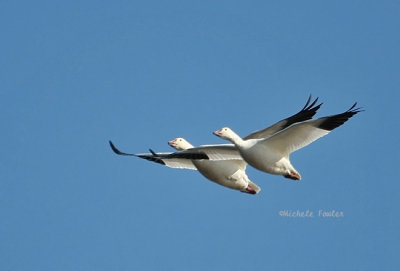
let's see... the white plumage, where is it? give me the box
[109,96,362,194]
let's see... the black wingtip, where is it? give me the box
[109,141,167,166]
[137,154,166,165]
[277,95,322,130]
[109,140,122,155]
[109,140,137,156]
[149,149,158,156]
[301,94,313,110]
[300,95,322,112]
[317,102,363,131]
[347,102,364,113]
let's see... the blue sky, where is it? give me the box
[1,0,399,270]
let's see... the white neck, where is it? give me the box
[184,142,194,149]
[228,131,245,147]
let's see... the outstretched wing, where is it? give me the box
[244,95,322,140]
[262,103,363,155]
[109,141,201,170]
[184,144,243,161]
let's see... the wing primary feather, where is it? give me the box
[304,95,319,110]
[283,96,323,127]
[243,95,323,140]
[316,102,363,131]
[136,154,166,165]
[146,147,209,161]
[293,95,322,121]
[168,152,209,160]
[109,141,166,165]
[146,148,207,161]
[301,94,313,110]
[109,140,136,156]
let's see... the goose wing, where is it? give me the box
[109,141,199,170]
[244,95,322,140]
[184,144,243,161]
[261,103,362,155]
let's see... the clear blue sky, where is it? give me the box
[1,1,399,270]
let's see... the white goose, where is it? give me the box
[213,103,362,180]
[168,137,260,194]
[110,139,259,194]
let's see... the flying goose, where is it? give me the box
[168,137,260,194]
[110,139,258,194]
[213,103,362,180]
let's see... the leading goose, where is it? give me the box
[213,103,362,180]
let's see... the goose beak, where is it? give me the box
[168,139,176,147]
[213,129,222,137]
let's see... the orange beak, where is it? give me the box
[213,129,223,137]
[168,139,177,146]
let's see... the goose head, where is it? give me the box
[168,137,194,150]
[213,127,237,141]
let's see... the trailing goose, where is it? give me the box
[168,137,260,194]
[110,139,259,194]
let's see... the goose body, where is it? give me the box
[213,103,362,180]
[109,140,260,194]
[168,138,260,194]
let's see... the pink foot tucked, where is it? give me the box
[284,171,301,180]
[245,186,257,194]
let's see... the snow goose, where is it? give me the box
[168,137,260,194]
[109,140,259,194]
[213,103,362,180]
